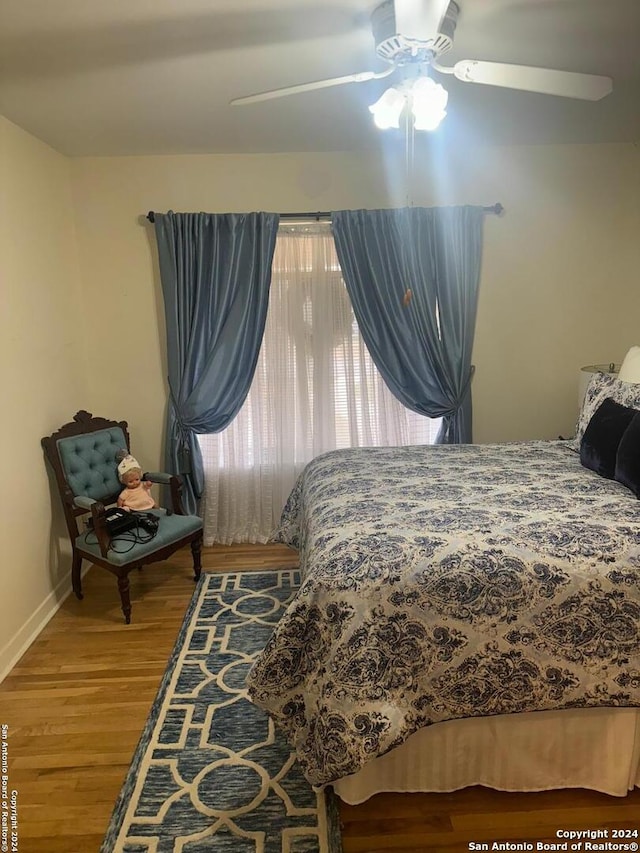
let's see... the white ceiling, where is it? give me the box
[0,0,638,157]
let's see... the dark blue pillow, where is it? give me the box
[615,411,640,497]
[580,398,637,479]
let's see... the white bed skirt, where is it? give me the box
[333,708,640,804]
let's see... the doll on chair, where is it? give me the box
[116,452,158,512]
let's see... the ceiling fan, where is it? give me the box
[229,0,613,118]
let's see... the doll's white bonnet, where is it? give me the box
[117,454,142,482]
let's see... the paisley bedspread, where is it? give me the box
[246,441,640,787]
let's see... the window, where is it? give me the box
[198,224,440,544]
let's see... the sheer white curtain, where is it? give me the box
[198,224,441,545]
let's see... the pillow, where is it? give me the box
[569,371,640,451]
[618,346,640,383]
[615,411,640,497]
[579,398,637,478]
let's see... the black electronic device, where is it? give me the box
[86,508,160,541]
[131,511,160,534]
[86,507,139,534]
[105,508,140,534]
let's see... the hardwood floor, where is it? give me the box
[2,544,639,852]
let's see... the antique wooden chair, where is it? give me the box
[42,410,203,624]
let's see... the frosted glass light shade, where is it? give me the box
[368,87,406,129]
[411,77,448,131]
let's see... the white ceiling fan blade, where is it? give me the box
[230,69,393,105]
[394,0,451,42]
[449,60,613,101]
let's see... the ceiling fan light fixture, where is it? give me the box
[232,0,614,130]
[368,85,406,129]
[369,77,448,133]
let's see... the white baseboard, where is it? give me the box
[0,564,91,684]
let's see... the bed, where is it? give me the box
[246,374,640,802]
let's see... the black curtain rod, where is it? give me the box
[146,203,503,224]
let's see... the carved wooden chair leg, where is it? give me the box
[191,536,203,582]
[117,573,132,624]
[71,552,84,600]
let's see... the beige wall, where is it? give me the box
[2,130,638,678]
[0,116,88,678]
[70,142,640,460]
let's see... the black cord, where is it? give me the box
[84,519,159,554]
[108,525,158,553]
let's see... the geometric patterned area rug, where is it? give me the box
[100,570,343,853]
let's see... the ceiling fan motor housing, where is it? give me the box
[372,0,459,64]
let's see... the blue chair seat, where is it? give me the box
[77,510,203,567]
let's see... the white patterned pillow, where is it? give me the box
[568,372,640,451]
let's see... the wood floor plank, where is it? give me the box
[2,543,639,853]
[452,804,640,831]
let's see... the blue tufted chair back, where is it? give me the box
[57,427,128,501]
